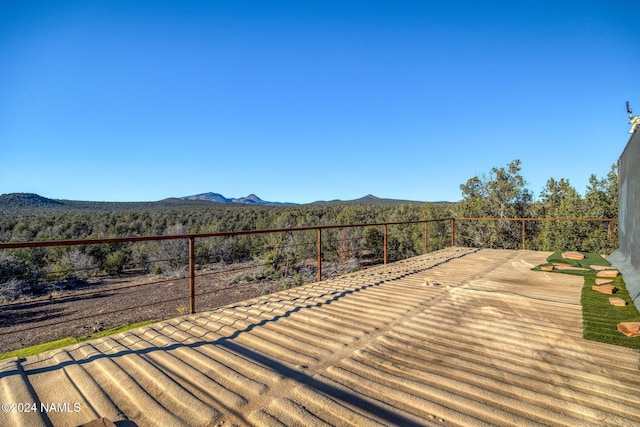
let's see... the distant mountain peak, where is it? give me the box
[234,194,263,204]
[182,192,231,203]
[180,192,295,206]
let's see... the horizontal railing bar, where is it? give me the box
[456,217,615,222]
[0,217,615,250]
[0,218,455,249]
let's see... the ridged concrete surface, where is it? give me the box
[1,248,639,426]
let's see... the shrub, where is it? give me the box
[0,278,24,304]
[105,250,130,275]
[262,249,283,279]
[0,252,24,283]
[48,249,98,280]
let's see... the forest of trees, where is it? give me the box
[0,160,619,297]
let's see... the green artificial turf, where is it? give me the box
[581,275,640,349]
[546,251,611,269]
[532,251,640,349]
[0,320,157,361]
[531,251,611,276]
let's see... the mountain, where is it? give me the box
[0,193,216,214]
[232,194,268,204]
[181,192,431,206]
[182,192,232,203]
[311,194,428,205]
[0,192,448,215]
[0,193,63,208]
[181,192,297,206]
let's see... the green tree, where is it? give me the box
[456,159,532,248]
[362,227,384,260]
[582,164,618,252]
[535,164,617,253]
[421,203,455,251]
[387,204,423,260]
[584,164,618,219]
[536,177,586,251]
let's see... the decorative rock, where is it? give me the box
[555,265,588,271]
[596,270,619,278]
[592,284,617,294]
[562,251,585,260]
[617,322,640,337]
[590,264,615,271]
[595,278,614,285]
[609,297,627,307]
[423,278,441,287]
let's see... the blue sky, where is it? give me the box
[1,1,638,203]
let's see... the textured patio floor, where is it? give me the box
[1,247,640,426]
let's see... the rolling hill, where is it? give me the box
[0,192,446,214]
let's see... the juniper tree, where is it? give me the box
[456,159,533,248]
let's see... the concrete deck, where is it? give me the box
[1,248,639,426]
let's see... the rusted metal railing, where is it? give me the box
[0,218,453,314]
[0,217,616,315]
[452,217,617,252]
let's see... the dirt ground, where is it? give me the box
[0,261,293,354]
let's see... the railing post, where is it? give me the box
[609,219,616,253]
[383,224,388,264]
[189,236,196,314]
[317,228,322,282]
[424,222,428,253]
[521,219,526,250]
[451,218,456,247]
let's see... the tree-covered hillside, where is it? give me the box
[0,160,618,293]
